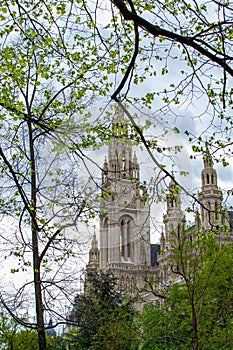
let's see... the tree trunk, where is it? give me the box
[28,119,46,350]
[33,243,46,350]
[191,301,199,350]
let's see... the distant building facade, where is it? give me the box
[87,112,232,296]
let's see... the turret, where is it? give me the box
[163,177,185,240]
[157,176,185,284]
[87,232,99,269]
[106,112,135,181]
[198,151,223,230]
[102,157,108,185]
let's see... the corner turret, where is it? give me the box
[198,151,224,230]
[87,232,99,269]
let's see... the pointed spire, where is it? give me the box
[103,156,108,175]
[106,108,134,180]
[160,228,165,251]
[169,177,176,192]
[88,232,100,268]
[201,149,217,188]
[133,151,137,163]
[199,149,223,230]
[203,148,213,168]
[171,164,175,177]
[103,156,108,168]
[91,231,98,249]
[165,172,183,216]
[102,157,108,185]
[112,109,124,126]
[167,174,180,208]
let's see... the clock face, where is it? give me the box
[120,185,131,197]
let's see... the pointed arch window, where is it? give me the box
[120,216,132,261]
[171,197,174,208]
[120,220,125,258]
[103,218,108,262]
[127,219,131,258]
[207,201,211,224]
[211,173,214,184]
[215,202,219,220]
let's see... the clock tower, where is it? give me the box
[85,110,159,297]
[99,111,151,271]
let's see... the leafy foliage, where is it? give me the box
[139,238,233,350]
[1,0,233,349]
[0,311,38,350]
[67,270,139,349]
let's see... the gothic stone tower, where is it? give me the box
[198,152,228,232]
[88,111,158,295]
[157,177,185,284]
[157,153,231,286]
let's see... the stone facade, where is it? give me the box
[87,112,232,295]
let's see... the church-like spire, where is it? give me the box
[102,111,140,181]
[133,151,137,163]
[132,151,139,181]
[112,108,124,126]
[163,175,185,249]
[166,177,182,212]
[198,151,223,229]
[160,228,165,251]
[91,231,98,249]
[203,148,213,168]
[201,150,217,189]
[102,156,108,186]
[88,232,99,269]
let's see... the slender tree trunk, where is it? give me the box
[28,120,46,350]
[32,228,46,350]
[191,301,199,350]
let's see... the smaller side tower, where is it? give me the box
[87,232,100,270]
[198,152,225,231]
[158,177,185,284]
[163,178,185,243]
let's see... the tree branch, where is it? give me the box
[111,0,233,77]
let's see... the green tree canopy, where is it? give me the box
[139,235,233,350]
[67,270,139,350]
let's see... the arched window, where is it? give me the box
[207,202,211,224]
[215,202,219,220]
[120,220,125,258]
[211,173,214,184]
[170,198,174,208]
[120,216,132,261]
[103,218,108,262]
[127,220,131,258]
